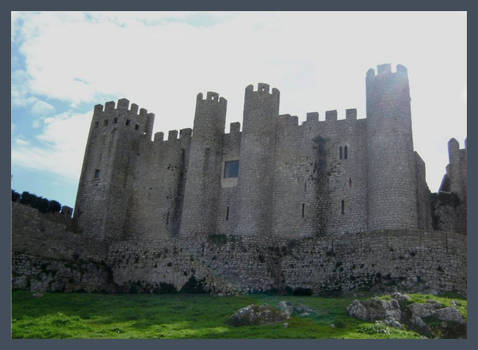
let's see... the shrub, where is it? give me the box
[48,200,61,213]
[12,190,20,202]
[18,191,63,214]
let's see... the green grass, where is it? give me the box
[11,291,466,339]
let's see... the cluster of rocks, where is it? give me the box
[226,300,317,327]
[226,304,290,327]
[347,292,466,338]
[277,300,316,317]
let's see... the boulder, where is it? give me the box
[226,304,290,327]
[408,315,432,337]
[278,301,315,316]
[434,306,466,325]
[278,301,294,317]
[294,303,315,316]
[406,304,466,338]
[408,301,443,319]
[347,297,401,323]
[424,306,467,339]
[347,299,369,320]
[384,318,403,329]
[391,292,411,305]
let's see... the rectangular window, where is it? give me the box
[126,119,130,126]
[94,169,100,179]
[135,124,139,130]
[114,117,118,124]
[341,200,345,215]
[104,120,108,126]
[344,146,348,159]
[224,160,239,178]
[95,121,99,128]
[226,206,230,221]
[302,203,305,218]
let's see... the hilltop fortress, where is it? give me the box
[12,64,467,295]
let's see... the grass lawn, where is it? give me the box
[11,290,466,339]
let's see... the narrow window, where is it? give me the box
[95,121,99,128]
[125,119,130,126]
[104,119,108,126]
[344,146,348,159]
[349,177,352,188]
[94,169,100,179]
[135,124,139,130]
[114,117,118,124]
[341,200,345,215]
[302,203,305,218]
[226,206,230,221]
[224,160,240,178]
[339,146,343,159]
[166,211,170,225]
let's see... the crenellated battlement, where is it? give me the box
[180,128,192,140]
[366,63,408,80]
[229,122,241,134]
[168,130,178,141]
[93,99,152,118]
[104,101,116,112]
[346,108,357,120]
[154,132,164,143]
[196,91,227,105]
[130,103,139,115]
[245,83,280,97]
[448,137,467,166]
[91,99,155,139]
[306,112,319,123]
[325,110,338,121]
[448,137,467,152]
[278,114,299,126]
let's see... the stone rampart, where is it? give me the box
[12,203,466,296]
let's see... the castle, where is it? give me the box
[12,64,467,295]
[73,63,465,240]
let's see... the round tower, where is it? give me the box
[179,92,227,236]
[366,64,418,231]
[73,98,154,241]
[236,83,280,236]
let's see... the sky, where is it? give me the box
[11,11,467,209]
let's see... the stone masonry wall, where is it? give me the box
[12,203,466,296]
[12,202,114,293]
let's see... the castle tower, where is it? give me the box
[446,138,467,233]
[366,64,418,231]
[447,138,467,200]
[179,92,227,236]
[73,99,154,241]
[236,83,280,235]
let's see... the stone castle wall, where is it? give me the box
[74,64,438,242]
[14,64,465,296]
[12,202,114,293]
[12,202,466,296]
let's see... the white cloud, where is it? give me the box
[12,111,92,180]
[32,119,41,128]
[11,11,466,192]
[30,99,55,116]
[15,137,29,146]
